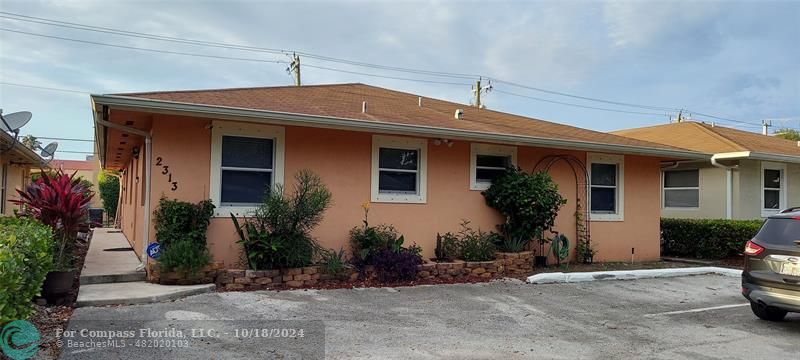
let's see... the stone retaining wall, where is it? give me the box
[146,261,223,285]
[215,251,535,290]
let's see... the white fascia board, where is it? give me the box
[91,94,710,160]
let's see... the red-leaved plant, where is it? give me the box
[13,168,95,270]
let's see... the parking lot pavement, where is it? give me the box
[65,274,799,359]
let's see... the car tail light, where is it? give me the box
[744,241,764,256]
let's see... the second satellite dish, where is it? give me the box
[41,142,58,158]
[0,111,33,132]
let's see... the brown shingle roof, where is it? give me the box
[110,83,692,154]
[612,122,800,157]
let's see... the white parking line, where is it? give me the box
[643,303,749,317]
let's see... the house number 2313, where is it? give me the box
[155,157,178,191]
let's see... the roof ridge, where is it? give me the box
[691,122,749,152]
[111,82,365,96]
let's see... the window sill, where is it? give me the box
[469,182,492,191]
[372,194,426,204]
[589,213,624,222]
[663,207,701,211]
[214,205,259,218]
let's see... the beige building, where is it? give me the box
[0,131,42,216]
[614,122,800,220]
[44,158,104,209]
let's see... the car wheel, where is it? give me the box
[750,301,788,321]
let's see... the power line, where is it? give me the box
[1,81,90,94]
[303,64,472,86]
[0,13,767,127]
[0,28,288,64]
[36,136,94,142]
[493,89,670,117]
[56,150,95,154]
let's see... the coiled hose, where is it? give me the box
[551,234,570,262]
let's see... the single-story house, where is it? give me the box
[613,121,800,220]
[90,83,706,268]
[0,130,42,216]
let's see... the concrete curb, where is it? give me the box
[76,283,216,307]
[527,266,742,284]
[80,272,146,285]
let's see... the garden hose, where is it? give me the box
[551,234,570,261]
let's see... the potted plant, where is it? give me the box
[13,169,94,300]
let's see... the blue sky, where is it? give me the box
[1,0,798,160]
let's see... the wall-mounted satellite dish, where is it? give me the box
[0,111,32,132]
[41,142,58,158]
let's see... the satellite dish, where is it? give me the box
[0,111,32,132]
[41,142,58,158]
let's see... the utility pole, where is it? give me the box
[474,78,482,108]
[762,120,772,135]
[289,53,301,86]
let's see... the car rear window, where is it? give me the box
[755,218,800,246]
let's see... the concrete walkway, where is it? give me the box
[80,228,144,284]
[76,228,215,307]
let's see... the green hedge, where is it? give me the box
[661,218,763,259]
[0,217,53,324]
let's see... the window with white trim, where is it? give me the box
[210,121,284,216]
[663,169,700,208]
[588,153,624,221]
[470,143,517,190]
[372,135,427,203]
[762,163,785,215]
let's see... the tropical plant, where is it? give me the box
[434,232,459,262]
[774,128,800,141]
[97,171,120,221]
[349,203,406,264]
[232,170,332,270]
[0,217,53,324]
[370,244,423,282]
[20,135,40,151]
[457,220,497,262]
[152,198,215,273]
[13,168,94,270]
[482,167,566,252]
[318,248,350,277]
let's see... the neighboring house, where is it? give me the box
[613,121,800,220]
[0,130,42,216]
[43,158,104,210]
[90,83,705,268]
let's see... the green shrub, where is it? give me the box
[456,220,497,262]
[661,218,763,259]
[319,248,350,277]
[482,168,566,252]
[434,232,460,262]
[153,198,215,273]
[97,171,120,222]
[349,203,406,264]
[0,217,53,324]
[232,170,332,270]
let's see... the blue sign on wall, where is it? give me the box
[146,243,161,260]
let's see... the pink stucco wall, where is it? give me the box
[117,114,663,267]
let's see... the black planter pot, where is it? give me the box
[42,270,75,300]
[534,256,548,268]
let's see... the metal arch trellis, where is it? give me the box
[532,155,592,262]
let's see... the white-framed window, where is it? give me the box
[761,162,786,217]
[662,169,700,209]
[588,153,624,221]
[210,120,285,217]
[371,135,427,203]
[470,143,517,190]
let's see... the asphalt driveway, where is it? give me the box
[63,274,799,359]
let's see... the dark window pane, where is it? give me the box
[591,187,616,212]
[764,169,781,189]
[222,136,273,169]
[476,155,510,168]
[764,190,780,209]
[755,219,800,246]
[664,189,699,208]
[664,170,699,188]
[591,163,617,186]
[476,168,506,183]
[378,171,417,193]
[221,170,271,204]
[379,148,418,170]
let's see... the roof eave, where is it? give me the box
[90,94,709,161]
[0,131,44,165]
[714,151,800,164]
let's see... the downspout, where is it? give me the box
[94,107,152,270]
[711,155,735,220]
